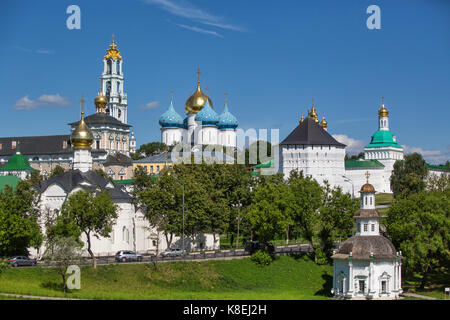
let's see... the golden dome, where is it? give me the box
[320,113,327,128]
[360,171,376,193]
[94,92,108,109]
[299,112,304,124]
[184,69,213,114]
[71,112,94,150]
[104,34,122,60]
[378,97,389,117]
[309,106,319,122]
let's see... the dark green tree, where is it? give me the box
[386,190,450,289]
[49,165,65,178]
[390,152,429,198]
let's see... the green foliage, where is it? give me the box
[250,250,273,266]
[0,181,42,256]
[426,173,450,193]
[28,170,43,186]
[42,236,83,293]
[49,165,65,178]
[386,190,450,289]
[391,153,429,198]
[345,152,365,161]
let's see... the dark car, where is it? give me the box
[8,256,37,267]
[244,241,275,255]
[115,250,143,262]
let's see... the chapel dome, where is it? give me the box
[218,104,238,129]
[159,102,184,128]
[195,99,219,126]
[71,113,94,150]
[336,235,397,260]
[185,84,213,114]
[378,104,389,117]
[94,92,108,108]
[360,183,376,193]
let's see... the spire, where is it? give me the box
[196,67,201,86]
[170,89,174,105]
[299,112,304,124]
[224,92,228,107]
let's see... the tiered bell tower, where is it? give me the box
[101,34,128,124]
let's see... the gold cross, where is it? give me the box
[365,171,370,183]
[112,33,115,42]
[170,89,174,104]
[382,96,384,105]
[224,92,228,106]
[196,68,201,84]
[312,98,314,107]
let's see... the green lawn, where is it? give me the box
[375,193,394,206]
[0,255,333,300]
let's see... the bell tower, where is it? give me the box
[101,34,128,123]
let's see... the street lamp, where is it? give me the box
[169,170,185,257]
[232,203,243,249]
[343,175,354,200]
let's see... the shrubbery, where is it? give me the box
[250,250,273,266]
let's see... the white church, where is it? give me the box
[30,107,219,259]
[331,174,402,299]
[279,98,445,194]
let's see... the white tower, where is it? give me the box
[129,130,137,154]
[101,35,128,124]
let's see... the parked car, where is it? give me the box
[8,256,37,267]
[114,250,143,262]
[160,248,186,257]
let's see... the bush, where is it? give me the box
[250,250,273,266]
[314,247,329,265]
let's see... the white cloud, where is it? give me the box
[402,145,450,165]
[176,23,223,37]
[332,134,366,155]
[13,94,70,110]
[15,46,55,55]
[142,0,245,32]
[139,101,161,110]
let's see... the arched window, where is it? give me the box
[107,60,112,74]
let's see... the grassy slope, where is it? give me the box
[0,255,333,300]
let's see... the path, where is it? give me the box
[401,292,437,300]
[0,292,84,300]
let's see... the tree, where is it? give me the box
[345,152,364,161]
[318,183,359,261]
[247,178,293,244]
[390,153,428,198]
[134,142,169,159]
[58,190,118,268]
[386,190,450,289]
[246,140,272,165]
[43,236,83,293]
[49,165,65,178]
[426,172,450,193]
[0,181,42,256]
[28,170,43,185]
[286,171,323,261]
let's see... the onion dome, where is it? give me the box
[360,171,376,193]
[71,110,94,150]
[378,96,389,117]
[94,92,108,112]
[104,34,121,60]
[184,69,213,114]
[218,96,238,129]
[320,113,327,128]
[299,112,304,124]
[195,99,219,126]
[159,100,184,128]
[308,99,319,122]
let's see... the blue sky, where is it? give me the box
[0,0,449,163]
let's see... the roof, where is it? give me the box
[252,160,274,168]
[427,164,450,172]
[159,103,184,128]
[345,159,385,168]
[0,152,36,172]
[68,113,132,128]
[365,130,403,149]
[134,152,172,164]
[103,153,132,166]
[0,176,21,191]
[113,179,134,185]
[332,235,397,260]
[0,135,72,156]
[280,117,346,147]
[353,209,381,219]
[39,170,131,200]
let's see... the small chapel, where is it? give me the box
[331,172,403,299]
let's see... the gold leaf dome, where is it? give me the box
[309,106,319,122]
[320,114,327,128]
[378,97,389,117]
[94,92,108,109]
[184,84,213,114]
[104,35,122,60]
[71,112,94,150]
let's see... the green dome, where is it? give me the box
[365,130,402,149]
[0,152,35,172]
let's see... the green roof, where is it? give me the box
[345,159,385,168]
[365,130,403,149]
[0,152,35,172]
[427,164,450,172]
[113,179,134,185]
[251,160,274,169]
[0,176,21,191]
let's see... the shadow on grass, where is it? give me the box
[314,273,333,298]
[40,281,64,292]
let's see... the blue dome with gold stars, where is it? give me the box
[218,104,238,129]
[159,103,183,128]
[194,99,219,126]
